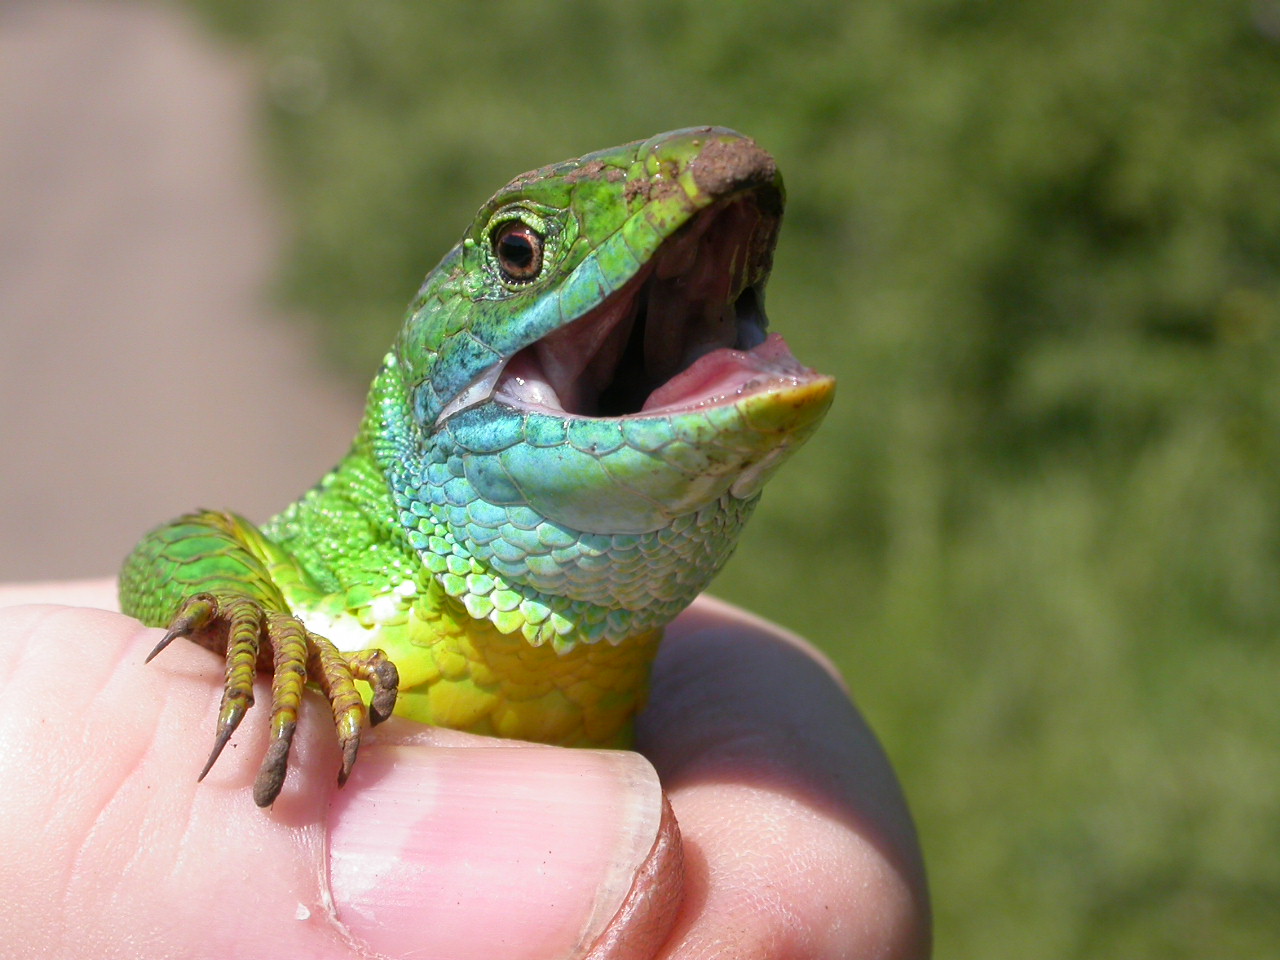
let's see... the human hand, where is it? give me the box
[0,581,928,959]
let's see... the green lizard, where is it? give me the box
[120,127,834,807]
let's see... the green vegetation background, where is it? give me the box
[188,1,1279,955]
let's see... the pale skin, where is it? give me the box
[0,581,930,959]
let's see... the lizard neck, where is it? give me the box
[364,352,755,654]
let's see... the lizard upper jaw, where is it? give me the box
[486,190,814,420]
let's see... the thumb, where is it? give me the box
[0,588,682,960]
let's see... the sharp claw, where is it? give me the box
[198,723,237,781]
[148,594,217,663]
[338,736,360,787]
[197,693,251,781]
[253,738,292,807]
[145,627,185,663]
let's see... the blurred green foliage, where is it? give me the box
[189,1,1280,955]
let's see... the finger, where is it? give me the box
[0,598,680,960]
[0,578,120,610]
[329,728,682,960]
[637,595,932,960]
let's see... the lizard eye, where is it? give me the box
[493,221,544,283]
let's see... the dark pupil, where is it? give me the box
[495,222,542,281]
[499,233,534,270]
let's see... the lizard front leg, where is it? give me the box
[120,510,398,806]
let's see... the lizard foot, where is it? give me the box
[147,592,399,806]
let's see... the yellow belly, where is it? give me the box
[301,582,664,747]
[394,614,663,747]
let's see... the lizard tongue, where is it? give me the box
[640,333,812,414]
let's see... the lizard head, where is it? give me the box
[373,128,834,650]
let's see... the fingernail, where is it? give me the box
[327,745,665,960]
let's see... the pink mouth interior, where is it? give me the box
[495,332,815,419]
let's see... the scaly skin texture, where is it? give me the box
[120,128,834,806]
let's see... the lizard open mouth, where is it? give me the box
[447,189,819,422]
